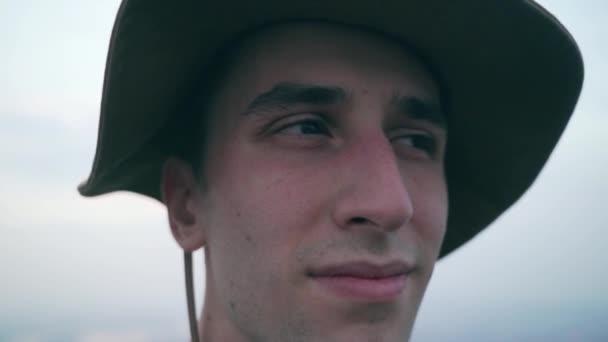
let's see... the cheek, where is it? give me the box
[407,168,448,257]
[202,146,332,329]
[204,142,328,270]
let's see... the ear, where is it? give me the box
[161,158,207,252]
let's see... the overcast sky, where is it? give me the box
[1,0,607,341]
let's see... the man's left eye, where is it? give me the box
[392,132,438,158]
[276,118,331,136]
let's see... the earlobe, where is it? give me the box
[161,158,207,252]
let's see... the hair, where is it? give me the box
[161,37,246,181]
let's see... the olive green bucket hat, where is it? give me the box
[78,1,583,338]
[79,0,583,257]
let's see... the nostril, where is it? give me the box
[350,216,369,224]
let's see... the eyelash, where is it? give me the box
[274,116,332,137]
[391,133,438,157]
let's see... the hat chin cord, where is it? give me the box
[184,251,201,342]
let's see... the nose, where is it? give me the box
[332,133,414,232]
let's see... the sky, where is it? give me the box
[1,0,607,341]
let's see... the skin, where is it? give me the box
[162,23,448,342]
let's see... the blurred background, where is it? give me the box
[1,0,606,341]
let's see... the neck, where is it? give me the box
[197,251,248,342]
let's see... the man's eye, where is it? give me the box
[392,133,438,157]
[276,118,331,136]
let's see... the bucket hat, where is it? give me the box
[79,0,583,257]
[78,1,583,338]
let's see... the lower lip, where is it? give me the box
[312,274,407,302]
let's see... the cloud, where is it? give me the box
[0,111,164,229]
[6,333,44,342]
[8,331,152,342]
[77,330,150,342]
[0,0,120,128]
[1,181,165,229]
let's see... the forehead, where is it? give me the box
[214,22,440,102]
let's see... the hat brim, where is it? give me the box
[78,0,584,258]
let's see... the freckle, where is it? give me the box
[245,233,253,242]
[230,301,236,312]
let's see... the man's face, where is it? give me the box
[171,23,448,341]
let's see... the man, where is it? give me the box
[78,1,583,341]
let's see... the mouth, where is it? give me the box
[307,261,412,302]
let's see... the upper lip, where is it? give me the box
[308,261,413,279]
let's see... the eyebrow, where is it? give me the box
[242,81,446,128]
[242,82,347,116]
[390,94,446,128]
